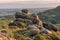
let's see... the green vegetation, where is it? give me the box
[37,6,60,24]
[0,20,60,40]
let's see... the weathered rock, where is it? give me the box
[27,25,40,37]
[14,20,27,28]
[15,12,23,18]
[15,9,29,19]
[27,25,40,30]
[43,23,59,32]
[14,9,32,27]
[32,15,43,27]
[28,30,40,37]
[13,18,32,28]
[39,27,52,34]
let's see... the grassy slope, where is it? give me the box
[0,20,60,40]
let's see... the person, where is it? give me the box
[32,15,43,27]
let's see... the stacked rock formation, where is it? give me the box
[13,9,59,37]
[14,9,32,28]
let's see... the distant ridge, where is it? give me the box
[0,8,52,16]
[44,6,60,13]
[38,6,60,24]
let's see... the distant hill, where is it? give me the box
[0,8,52,16]
[38,6,60,24]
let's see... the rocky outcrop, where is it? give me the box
[39,27,52,34]
[13,9,59,37]
[27,25,52,37]
[27,25,40,37]
[43,23,59,32]
[14,9,32,28]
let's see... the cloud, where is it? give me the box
[0,0,60,3]
[0,0,15,3]
[0,0,60,8]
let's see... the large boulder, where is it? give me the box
[15,12,23,18]
[27,25,52,37]
[14,20,27,28]
[27,25,40,30]
[28,30,40,37]
[39,27,52,34]
[27,25,40,37]
[43,23,59,32]
[15,11,29,19]
[13,18,32,28]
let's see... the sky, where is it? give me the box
[0,0,60,3]
[0,0,60,8]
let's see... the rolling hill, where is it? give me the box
[38,6,60,24]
